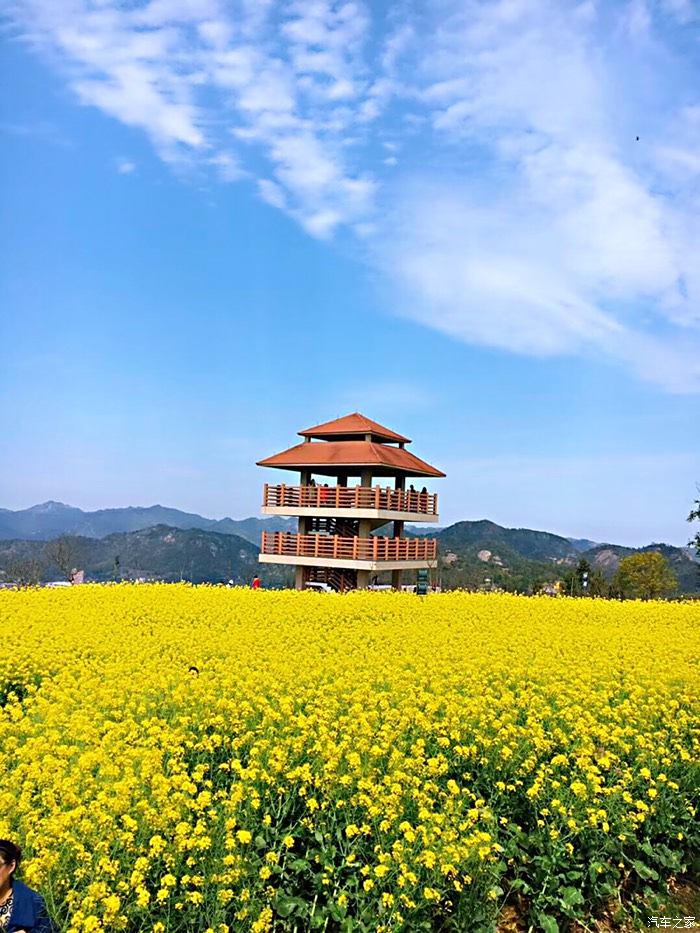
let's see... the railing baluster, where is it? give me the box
[265,483,439,516]
[263,519,438,567]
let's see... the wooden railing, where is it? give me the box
[263,483,438,515]
[261,532,437,562]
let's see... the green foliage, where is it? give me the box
[688,494,700,556]
[561,559,610,597]
[613,551,678,599]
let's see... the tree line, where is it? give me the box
[562,552,678,600]
[2,494,699,595]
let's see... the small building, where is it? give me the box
[256,413,445,592]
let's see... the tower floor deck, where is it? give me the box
[259,553,434,572]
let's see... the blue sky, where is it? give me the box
[1,0,698,547]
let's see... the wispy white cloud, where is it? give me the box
[371,0,700,392]
[115,156,136,174]
[7,0,700,390]
[206,151,245,182]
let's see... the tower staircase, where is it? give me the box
[307,566,357,593]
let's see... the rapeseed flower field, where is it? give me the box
[1,585,698,932]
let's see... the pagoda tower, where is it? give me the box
[257,413,445,592]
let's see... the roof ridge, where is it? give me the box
[298,412,411,443]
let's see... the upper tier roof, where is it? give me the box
[257,441,445,478]
[298,412,411,443]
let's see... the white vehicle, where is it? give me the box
[304,581,334,593]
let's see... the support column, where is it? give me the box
[295,513,309,590]
[299,469,311,518]
[392,518,404,590]
[357,468,373,590]
[392,475,406,590]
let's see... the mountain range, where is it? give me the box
[0,524,292,587]
[0,501,292,545]
[0,502,696,593]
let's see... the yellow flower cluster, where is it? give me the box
[1,585,698,931]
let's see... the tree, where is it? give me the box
[613,552,678,600]
[562,558,609,597]
[1,556,44,587]
[688,494,700,557]
[43,536,78,581]
[570,558,591,596]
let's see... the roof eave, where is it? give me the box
[256,460,444,478]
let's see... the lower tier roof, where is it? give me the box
[257,440,445,478]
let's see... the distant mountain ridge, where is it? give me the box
[436,524,698,594]
[0,501,293,545]
[439,519,580,562]
[0,502,696,593]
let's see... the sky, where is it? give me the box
[1,0,699,548]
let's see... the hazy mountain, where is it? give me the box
[0,501,87,539]
[0,502,293,545]
[209,516,295,544]
[567,537,600,552]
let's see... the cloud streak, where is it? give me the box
[6,0,700,390]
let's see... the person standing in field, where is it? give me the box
[252,575,261,590]
[0,840,57,933]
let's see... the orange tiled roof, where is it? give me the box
[257,441,444,477]
[298,412,411,443]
